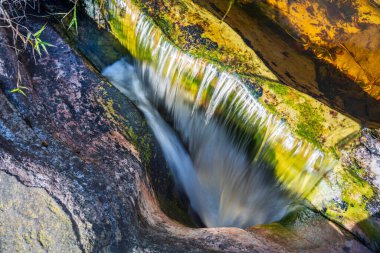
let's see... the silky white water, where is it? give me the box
[99,0,337,228]
[103,59,290,228]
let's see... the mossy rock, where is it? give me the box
[81,0,380,249]
[0,171,81,253]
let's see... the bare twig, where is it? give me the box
[1,0,77,93]
[0,0,39,91]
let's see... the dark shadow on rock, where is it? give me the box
[197,0,380,128]
[316,63,380,128]
[352,213,380,252]
[42,0,202,228]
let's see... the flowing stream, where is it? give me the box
[103,59,290,227]
[100,0,337,228]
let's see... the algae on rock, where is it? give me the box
[0,170,81,253]
[82,0,380,249]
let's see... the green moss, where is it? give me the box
[134,132,152,167]
[296,123,321,148]
[106,99,116,116]
[154,17,174,37]
[23,231,35,245]
[37,230,52,249]
[320,163,375,226]
[340,171,374,220]
[357,219,380,249]
[48,201,60,215]
[334,130,361,151]
[91,0,371,234]
[259,77,360,151]
[131,0,274,80]
[265,80,289,96]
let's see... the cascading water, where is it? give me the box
[99,0,338,228]
[103,59,290,227]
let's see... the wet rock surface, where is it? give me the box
[0,14,260,252]
[249,207,372,253]
[346,129,380,190]
[0,3,375,253]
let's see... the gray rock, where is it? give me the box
[362,129,380,156]
[0,171,81,253]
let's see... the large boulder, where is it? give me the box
[79,0,380,250]
[237,0,380,101]
[194,0,380,128]
[0,1,376,252]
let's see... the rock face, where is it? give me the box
[193,0,380,128]
[237,0,380,101]
[0,171,81,252]
[351,129,380,190]
[0,2,376,253]
[0,19,147,252]
[81,0,380,250]
[93,0,374,153]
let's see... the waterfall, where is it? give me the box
[99,0,337,228]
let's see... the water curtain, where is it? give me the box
[99,0,337,227]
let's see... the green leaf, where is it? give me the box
[32,26,54,56]
[41,43,48,54]
[26,32,32,42]
[11,88,27,96]
[41,41,55,47]
[18,89,27,96]
[33,24,47,37]
[34,42,41,56]
[68,5,78,34]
